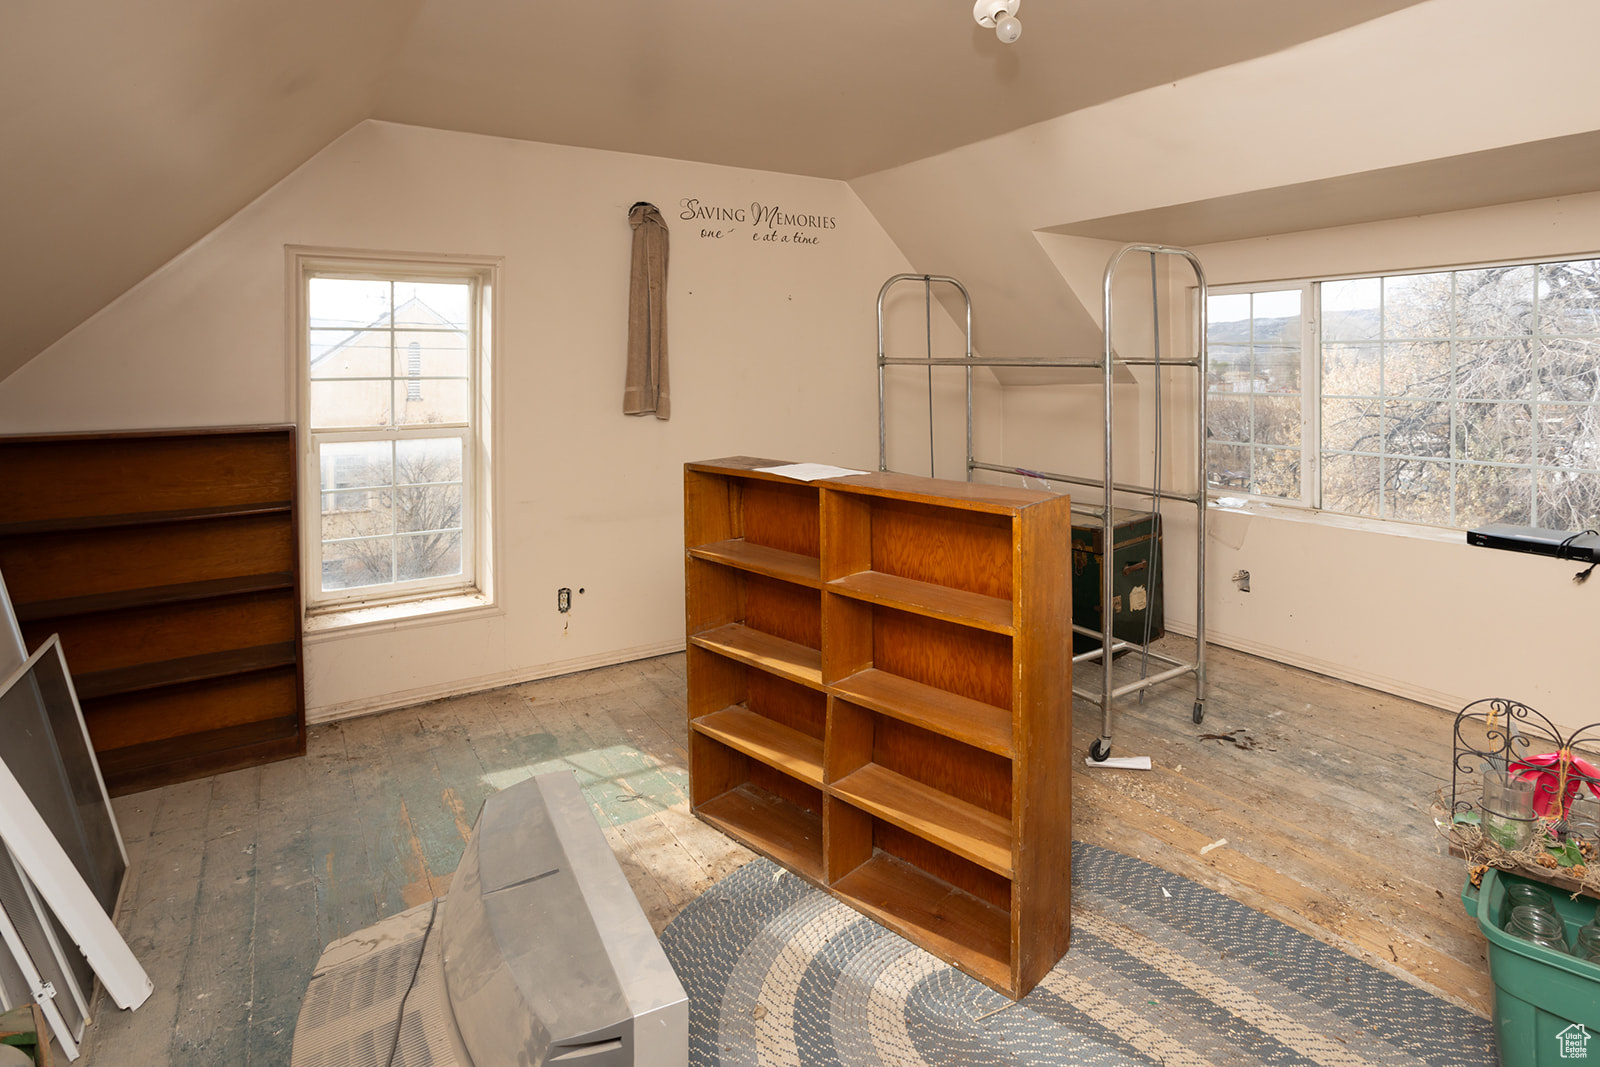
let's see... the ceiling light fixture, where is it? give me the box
[973,0,1022,44]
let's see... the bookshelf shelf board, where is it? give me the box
[692,706,824,787]
[830,669,1013,757]
[12,573,295,623]
[832,852,1011,991]
[72,642,298,701]
[827,572,1013,634]
[688,539,821,588]
[689,623,823,690]
[830,763,1013,878]
[696,784,823,881]
[0,501,292,538]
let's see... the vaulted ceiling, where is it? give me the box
[0,0,1432,383]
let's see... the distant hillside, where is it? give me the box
[1208,309,1380,346]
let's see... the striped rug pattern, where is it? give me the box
[659,844,1497,1067]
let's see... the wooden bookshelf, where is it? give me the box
[684,457,1072,998]
[0,427,306,793]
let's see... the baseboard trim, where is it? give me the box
[306,639,687,724]
[306,626,1469,727]
[1163,621,1464,714]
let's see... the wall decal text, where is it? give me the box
[679,198,838,246]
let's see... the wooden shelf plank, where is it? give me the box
[831,669,1013,757]
[73,642,298,701]
[828,571,1014,634]
[693,706,824,786]
[688,539,821,588]
[831,850,1011,991]
[94,716,303,796]
[830,763,1013,877]
[689,623,823,690]
[0,500,293,537]
[11,572,296,622]
[696,783,823,881]
[821,471,1047,515]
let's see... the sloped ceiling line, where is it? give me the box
[0,0,1442,383]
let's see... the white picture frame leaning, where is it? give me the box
[0,635,128,913]
[0,638,150,1012]
[0,850,85,1060]
[0,570,24,680]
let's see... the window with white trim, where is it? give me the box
[1207,256,1600,530]
[1204,287,1314,501]
[300,256,493,608]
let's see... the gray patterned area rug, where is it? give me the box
[659,844,1497,1066]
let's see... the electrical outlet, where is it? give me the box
[557,587,571,613]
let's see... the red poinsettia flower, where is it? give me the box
[1509,750,1600,818]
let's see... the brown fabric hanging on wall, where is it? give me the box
[624,202,670,419]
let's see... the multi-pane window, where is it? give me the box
[302,263,490,606]
[1205,289,1311,500]
[1207,256,1600,530]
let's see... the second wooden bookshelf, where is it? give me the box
[684,457,1072,999]
[0,426,306,793]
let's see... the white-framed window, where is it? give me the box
[1204,285,1315,502]
[296,252,496,610]
[1206,256,1600,531]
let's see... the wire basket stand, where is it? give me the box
[1449,698,1600,896]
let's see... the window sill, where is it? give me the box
[304,591,498,640]
[1207,496,1464,545]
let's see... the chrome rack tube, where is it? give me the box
[1087,243,1209,763]
[878,357,1200,368]
[969,461,1205,506]
[876,274,972,476]
[876,257,1209,766]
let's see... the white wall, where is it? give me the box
[0,120,936,719]
[1005,195,1600,731]
[9,0,1599,730]
[1002,235,1192,502]
[878,280,1005,482]
[852,0,1600,379]
[1172,193,1600,730]
[851,0,1600,731]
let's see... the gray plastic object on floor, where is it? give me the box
[291,771,688,1067]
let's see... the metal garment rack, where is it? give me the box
[875,246,1209,762]
[876,273,974,477]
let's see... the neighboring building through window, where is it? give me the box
[406,340,423,402]
[300,256,493,608]
[1207,256,1600,531]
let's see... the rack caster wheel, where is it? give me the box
[1089,739,1112,762]
[1192,701,1205,725]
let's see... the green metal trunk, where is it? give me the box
[1070,505,1164,653]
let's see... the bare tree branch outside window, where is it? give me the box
[307,274,476,602]
[1208,258,1600,530]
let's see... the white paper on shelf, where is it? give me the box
[753,463,870,482]
[1083,755,1153,770]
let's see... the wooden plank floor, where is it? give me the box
[76,643,1489,1064]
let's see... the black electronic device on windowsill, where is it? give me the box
[1466,524,1600,564]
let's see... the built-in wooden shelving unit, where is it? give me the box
[684,456,1073,999]
[0,426,305,794]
